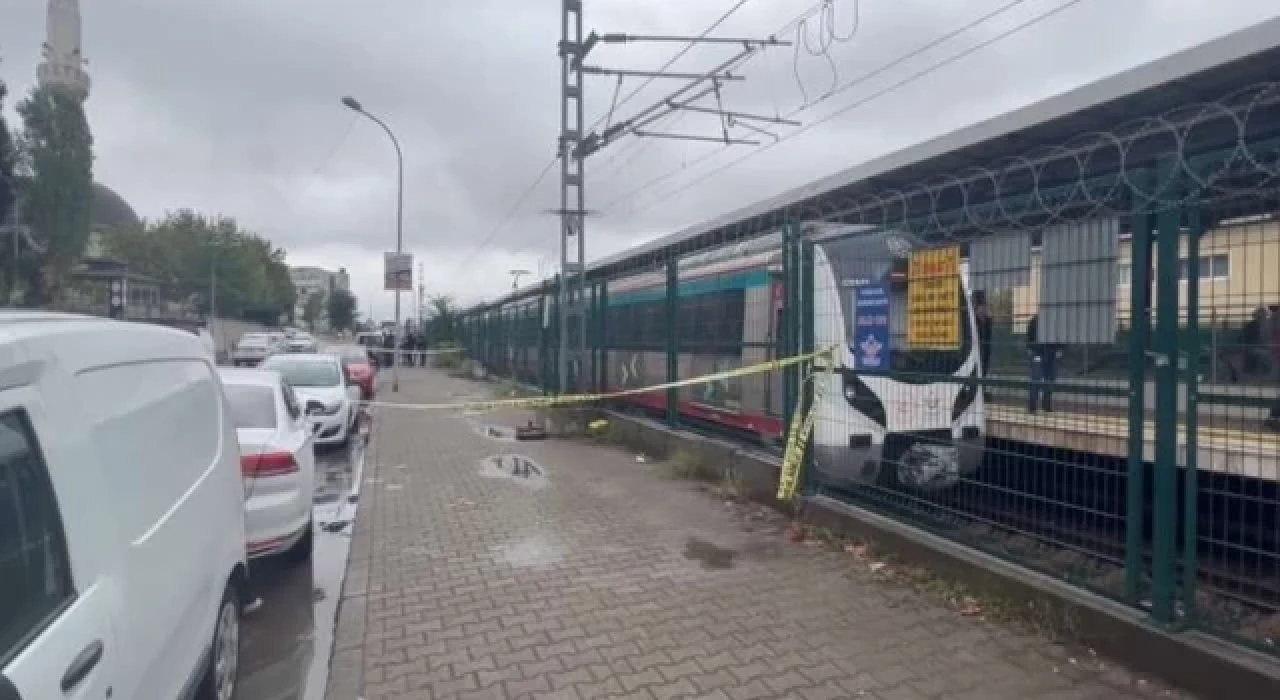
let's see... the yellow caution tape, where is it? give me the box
[775,366,829,503]
[365,346,835,503]
[364,347,834,414]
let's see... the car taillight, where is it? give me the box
[240,452,298,478]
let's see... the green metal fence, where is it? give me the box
[460,80,1280,655]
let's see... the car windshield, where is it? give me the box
[223,383,277,429]
[263,359,342,387]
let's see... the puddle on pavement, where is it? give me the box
[479,454,548,489]
[684,537,737,570]
[495,534,566,570]
[239,440,364,700]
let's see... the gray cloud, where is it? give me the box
[2,0,1275,317]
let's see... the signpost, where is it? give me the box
[852,282,891,371]
[383,252,413,291]
[906,245,961,350]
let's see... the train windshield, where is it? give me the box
[819,230,973,381]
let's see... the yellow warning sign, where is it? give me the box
[907,246,961,349]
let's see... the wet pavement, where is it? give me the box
[238,432,365,700]
[324,368,1184,700]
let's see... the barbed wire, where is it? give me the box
[812,82,1280,241]
[670,81,1280,256]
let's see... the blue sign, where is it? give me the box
[852,283,891,371]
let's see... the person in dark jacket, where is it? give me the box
[972,291,993,374]
[381,331,395,368]
[1026,313,1062,413]
[972,291,994,401]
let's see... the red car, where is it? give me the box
[335,345,376,400]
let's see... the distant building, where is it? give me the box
[289,266,350,330]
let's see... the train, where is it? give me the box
[479,223,986,492]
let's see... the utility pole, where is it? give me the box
[555,4,789,395]
[557,0,587,394]
[417,261,426,331]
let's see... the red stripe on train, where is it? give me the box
[605,389,785,439]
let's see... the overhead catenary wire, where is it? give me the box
[588,0,854,194]
[455,156,560,271]
[590,0,875,201]
[602,0,1049,214]
[455,0,758,269]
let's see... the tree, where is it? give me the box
[102,210,295,320]
[301,291,324,332]
[426,294,459,343]
[0,75,15,300]
[0,76,13,226]
[327,288,357,331]
[11,84,94,305]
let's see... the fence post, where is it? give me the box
[665,259,680,428]
[1126,170,1155,604]
[782,222,799,435]
[1182,201,1203,623]
[598,282,609,393]
[800,238,817,495]
[551,275,561,392]
[539,295,550,394]
[1151,158,1183,625]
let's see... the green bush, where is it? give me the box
[431,342,463,369]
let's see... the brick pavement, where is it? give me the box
[325,368,1185,700]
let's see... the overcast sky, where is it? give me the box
[1,0,1275,320]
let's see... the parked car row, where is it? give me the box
[0,312,365,700]
[231,329,317,366]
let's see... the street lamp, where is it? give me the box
[509,269,531,290]
[342,95,406,392]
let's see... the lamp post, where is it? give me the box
[342,95,405,392]
[509,269,531,290]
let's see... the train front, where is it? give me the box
[810,229,986,493]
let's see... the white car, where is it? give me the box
[284,336,317,353]
[232,332,272,366]
[0,312,246,700]
[218,368,316,562]
[260,353,361,446]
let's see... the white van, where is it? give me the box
[0,312,247,700]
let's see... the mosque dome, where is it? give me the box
[90,182,140,231]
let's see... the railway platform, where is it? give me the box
[986,403,1280,480]
[326,367,1184,700]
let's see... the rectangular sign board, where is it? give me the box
[907,245,961,349]
[384,252,413,291]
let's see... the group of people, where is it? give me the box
[970,294,1280,426]
[971,291,1063,415]
[360,330,429,368]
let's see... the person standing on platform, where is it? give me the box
[972,291,994,400]
[1026,312,1062,414]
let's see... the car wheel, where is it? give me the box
[285,520,313,566]
[197,581,241,700]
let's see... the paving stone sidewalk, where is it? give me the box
[324,368,1184,700]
